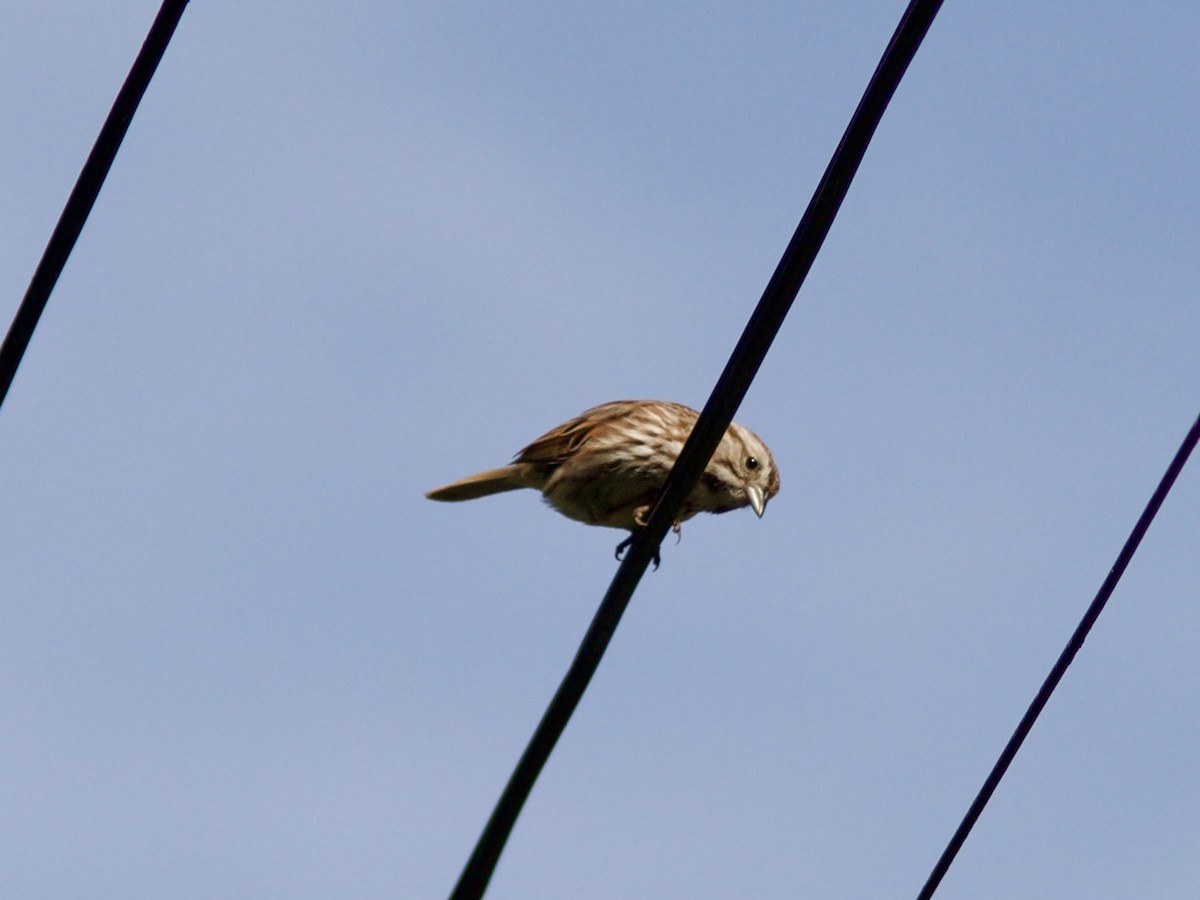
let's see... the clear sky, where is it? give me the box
[2,2,1197,897]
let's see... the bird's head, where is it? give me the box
[704,422,780,517]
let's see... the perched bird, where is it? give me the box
[426,400,779,557]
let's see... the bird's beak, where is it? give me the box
[746,484,766,518]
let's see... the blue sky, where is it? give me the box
[2,2,1197,897]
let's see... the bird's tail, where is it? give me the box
[425,465,532,502]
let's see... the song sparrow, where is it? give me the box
[426,400,779,556]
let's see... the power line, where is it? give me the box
[449,2,947,897]
[0,0,189,412]
[917,409,1200,899]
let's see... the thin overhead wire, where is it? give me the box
[917,409,1200,899]
[0,0,189,412]
[449,2,946,897]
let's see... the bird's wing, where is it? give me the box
[514,401,633,465]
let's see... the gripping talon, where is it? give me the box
[614,534,661,570]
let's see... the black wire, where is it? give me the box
[449,2,946,897]
[917,409,1200,899]
[0,0,189,412]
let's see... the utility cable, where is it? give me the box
[917,410,1200,899]
[449,2,946,896]
[0,1,189,411]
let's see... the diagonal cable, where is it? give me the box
[449,2,946,897]
[0,0,189,412]
[917,409,1200,899]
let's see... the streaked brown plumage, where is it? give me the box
[426,401,779,544]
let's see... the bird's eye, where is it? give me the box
[745,456,759,471]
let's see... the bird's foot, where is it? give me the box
[614,533,661,570]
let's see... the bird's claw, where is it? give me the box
[615,534,661,570]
